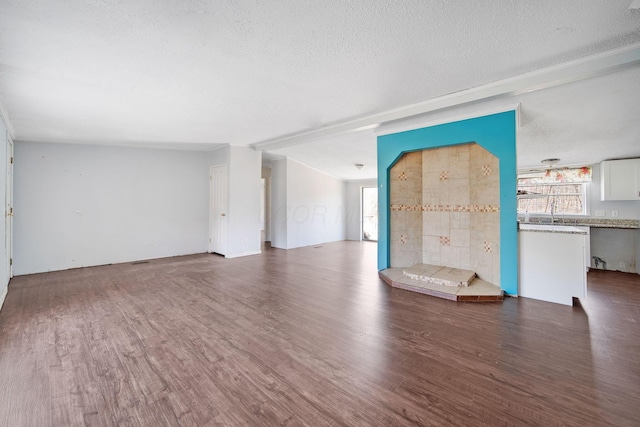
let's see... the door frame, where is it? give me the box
[5,136,12,278]
[209,164,228,255]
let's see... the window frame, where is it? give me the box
[517,181,590,216]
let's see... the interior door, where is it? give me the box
[5,137,12,278]
[209,165,228,255]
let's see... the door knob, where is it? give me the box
[221,213,226,217]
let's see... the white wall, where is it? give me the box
[637,229,640,276]
[590,227,638,274]
[346,179,377,241]
[286,159,346,248]
[270,158,287,249]
[14,142,210,275]
[208,145,229,167]
[226,146,262,257]
[261,167,272,242]
[270,158,347,249]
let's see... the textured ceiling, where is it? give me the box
[1,1,639,179]
[271,65,640,180]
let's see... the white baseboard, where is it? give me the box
[0,283,7,313]
[224,250,262,259]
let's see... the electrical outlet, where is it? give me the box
[611,211,619,217]
[595,210,605,217]
[619,262,626,270]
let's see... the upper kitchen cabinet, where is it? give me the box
[600,158,640,201]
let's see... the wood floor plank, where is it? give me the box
[0,242,639,426]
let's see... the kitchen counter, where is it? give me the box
[520,217,639,229]
[519,225,587,306]
[518,224,588,234]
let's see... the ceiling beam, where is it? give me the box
[374,103,522,137]
[251,41,640,152]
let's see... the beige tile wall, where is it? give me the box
[390,151,423,267]
[389,143,500,286]
[423,145,469,272]
[469,144,500,285]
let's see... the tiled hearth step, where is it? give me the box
[379,264,503,302]
[402,264,476,287]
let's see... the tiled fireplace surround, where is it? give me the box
[389,143,500,287]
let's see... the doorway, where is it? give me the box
[1,134,12,283]
[362,187,378,241]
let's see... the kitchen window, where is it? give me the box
[517,166,591,216]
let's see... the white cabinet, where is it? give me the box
[600,158,640,201]
[519,225,587,306]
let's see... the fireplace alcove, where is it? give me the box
[376,111,518,301]
[380,144,502,301]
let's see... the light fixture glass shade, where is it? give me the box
[541,158,560,166]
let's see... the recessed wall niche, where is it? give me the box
[389,143,500,287]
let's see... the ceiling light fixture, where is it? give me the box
[541,158,560,166]
[355,163,365,170]
[630,0,640,10]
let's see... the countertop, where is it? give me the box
[518,217,639,229]
[518,224,588,235]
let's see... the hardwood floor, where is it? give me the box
[0,241,639,426]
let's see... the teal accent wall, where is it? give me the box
[377,111,518,295]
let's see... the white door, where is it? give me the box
[209,165,228,255]
[0,129,7,282]
[5,137,12,278]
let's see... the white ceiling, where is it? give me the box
[1,1,639,180]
